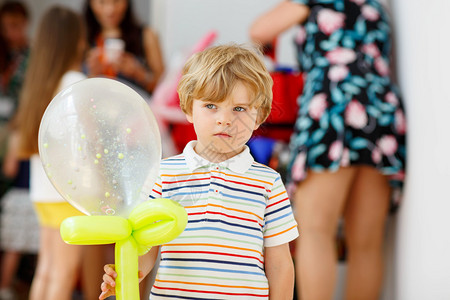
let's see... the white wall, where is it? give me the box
[151,0,298,68]
[391,0,450,299]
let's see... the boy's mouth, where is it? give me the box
[214,132,232,138]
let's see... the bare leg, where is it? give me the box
[29,227,52,300]
[295,167,357,300]
[0,251,21,290]
[46,228,83,300]
[81,245,107,300]
[343,166,390,300]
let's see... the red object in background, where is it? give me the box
[171,122,196,153]
[254,71,303,143]
[268,71,303,124]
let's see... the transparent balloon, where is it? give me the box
[38,78,161,218]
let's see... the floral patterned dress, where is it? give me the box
[288,0,406,209]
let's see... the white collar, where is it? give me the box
[183,141,254,174]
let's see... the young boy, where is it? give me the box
[100,44,298,299]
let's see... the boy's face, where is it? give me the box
[186,81,260,163]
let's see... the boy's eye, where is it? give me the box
[234,106,245,112]
[205,104,216,109]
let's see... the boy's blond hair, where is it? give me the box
[177,44,273,124]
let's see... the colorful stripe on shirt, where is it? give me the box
[149,154,298,299]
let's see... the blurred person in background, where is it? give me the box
[0,127,39,300]
[0,1,29,195]
[0,0,28,128]
[250,1,406,299]
[0,3,35,300]
[15,6,104,300]
[84,0,165,96]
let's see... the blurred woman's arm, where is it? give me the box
[3,131,20,178]
[123,27,164,93]
[142,27,164,88]
[249,0,310,44]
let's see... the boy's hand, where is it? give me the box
[98,264,146,299]
[99,264,117,299]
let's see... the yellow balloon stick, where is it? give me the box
[61,216,131,244]
[115,236,140,300]
[60,198,188,300]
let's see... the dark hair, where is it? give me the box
[83,0,144,57]
[0,1,29,71]
[0,1,28,19]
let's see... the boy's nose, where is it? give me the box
[216,113,231,126]
[216,119,231,126]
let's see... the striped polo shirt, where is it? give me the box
[148,141,298,299]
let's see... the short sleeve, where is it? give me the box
[263,174,299,247]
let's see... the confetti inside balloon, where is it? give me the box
[38,78,162,218]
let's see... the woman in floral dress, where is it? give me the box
[250,0,406,299]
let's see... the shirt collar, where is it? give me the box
[183,141,254,174]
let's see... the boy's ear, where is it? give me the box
[253,111,261,130]
[186,114,193,123]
